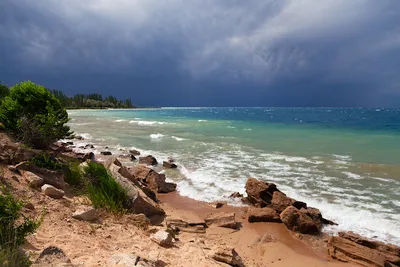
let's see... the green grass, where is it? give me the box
[30,153,62,170]
[83,162,129,213]
[0,187,40,267]
[62,160,84,187]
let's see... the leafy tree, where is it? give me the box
[0,83,9,103]
[0,81,72,148]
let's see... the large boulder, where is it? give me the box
[328,232,400,267]
[300,207,337,227]
[108,253,155,267]
[139,155,158,166]
[41,184,65,199]
[248,207,281,223]
[127,165,176,193]
[280,206,320,234]
[245,178,279,207]
[205,212,237,229]
[211,247,244,267]
[150,230,173,247]
[107,163,165,220]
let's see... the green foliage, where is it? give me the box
[31,153,62,170]
[0,84,9,104]
[63,160,84,186]
[0,188,40,267]
[50,90,135,109]
[0,81,72,149]
[83,162,129,213]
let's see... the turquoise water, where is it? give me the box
[67,108,400,245]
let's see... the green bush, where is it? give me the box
[31,153,62,171]
[0,188,40,267]
[0,84,9,104]
[0,81,72,149]
[83,162,129,213]
[63,161,84,187]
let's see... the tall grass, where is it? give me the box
[62,160,84,187]
[0,187,40,267]
[83,162,129,213]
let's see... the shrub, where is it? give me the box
[0,81,72,149]
[0,187,40,267]
[30,153,62,170]
[83,162,129,213]
[63,160,84,187]
[0,84,9,104]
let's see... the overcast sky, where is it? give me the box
[1,0,400,107]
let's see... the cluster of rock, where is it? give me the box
[235,177,336,235]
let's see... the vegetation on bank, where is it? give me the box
[0,184,41,267]
[0,81,72,149]
[51,90,135,109]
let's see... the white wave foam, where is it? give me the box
[78,133,93,140]
[343,171,363,180]
[244,128,252,131]
[150,133,164,139]
[198,120,207,122]
[115,119,126,122]
[171,136,187,141]
[130,120,166,125]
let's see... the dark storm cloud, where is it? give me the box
[1,0,400,106]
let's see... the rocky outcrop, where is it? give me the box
[32,246,75,267]
[139,155,158,166]
[0,133,38,164]
[127,164,176,193]
[328,232,400,267]
[150,230,173,247]
[205,212,237,229]
[280,206,320,234]
[18,162,66,189]
[270,191,306,213]
[211,247,244,267]
[248,207,281,223]
[163,161,177,169]
[166,218,207,234]
[107,163,165,220]
[41,184,65,199]
[245,177,279,207]
[72,206,98,222]
[108,253,155,267]
[62,151,94,162]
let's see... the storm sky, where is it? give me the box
[1,0,400,107]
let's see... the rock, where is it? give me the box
[41,184,65,199]
[25,171,44,189]
[127,213,150,230]
[205,212,237,229]
[7,165,19,173]
[248,207,281,223]
[64,151,94,162]
[300,207,337,227]
[280,206,320,234]
[212,247,244,266]
[150,230,173,247]
[139,155,158,166]
[108,253,154,267]
[101,151,112,156]
[245,177,279,207]
[166,218,207,234]
[103,157,122,169]
[210,201,225,209]
[24,202,35,210]
[130,154,136,161]
[107,163,165,219]
[32,246,74,267]
[0,134,38,164]
[127,165,176,193]
[85,144,94,149]
[72,206,98,222]
[229,192,243,199]
[162,161,178,169]
[328,232,400,267]
[18,163,66,190]
[129,149,141,156]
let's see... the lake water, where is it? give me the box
[67,107,400,245]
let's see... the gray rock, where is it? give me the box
[41,184,65,199]
[150,230,173,247]
[72,206,98,222]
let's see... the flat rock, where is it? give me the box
[280,206,320,234]
[248,207,281,223]
[150,230,173,247]
[205,212,237,229]
[25,171,44,189]
[166,218,207,234]
[129,149,141,156]
[211,247,244,266]
[41,184,65,199]
[72,206,98,222]
[109,253,154,267]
